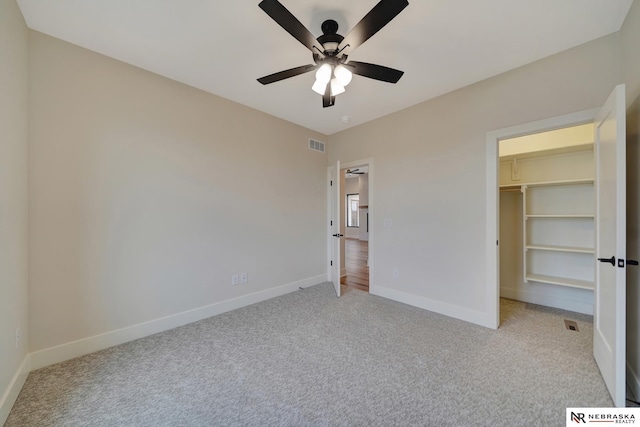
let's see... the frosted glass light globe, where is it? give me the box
[315,64,332,84]
[312,80,327,95]
[334,65,353,86]
[330,78,345,96]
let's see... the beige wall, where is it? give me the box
[0,0,29,422]
[623,0,640,108]
[344,177,360,195]
[328,33,621,325]
[622,0,640,398]
[28,31,328,353]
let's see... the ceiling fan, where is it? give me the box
[346,168,365,175]
[257,0,409,108]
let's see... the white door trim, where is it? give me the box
[485,109,599,329]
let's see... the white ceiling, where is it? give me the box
[16,0,633,135]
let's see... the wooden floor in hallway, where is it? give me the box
[341,238,369,292]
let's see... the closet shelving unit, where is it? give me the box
[500,178,595,291]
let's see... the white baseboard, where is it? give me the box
[500,287,593,315]
[372,285,495,329]
[628,362,640,401]
[0,354,31,426]
[30,274,327,371]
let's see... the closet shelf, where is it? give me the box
[520,179,595,293]
[525,214,594,219]
[525,273,594,290]
[525,178,594,187]
[525,244,594,254]
[500,178,594,190]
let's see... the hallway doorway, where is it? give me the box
[337,159,373,293]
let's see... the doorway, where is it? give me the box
[487,85,630,407]
[342,166,369,291]
[498,123,596,316]
[332,158,374,293]
[485,108,599,329]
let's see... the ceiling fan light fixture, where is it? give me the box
[330,78,345,96]
[315,64,332,84]
[334,65,352,86]
[312,79,328,95]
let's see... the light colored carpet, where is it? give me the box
[6,283,612,426]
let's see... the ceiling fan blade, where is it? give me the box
[257,64,317,85]
[259,0,324,55]
[338,0,408,55]
[322,83,335,108]
[345,61,404,83]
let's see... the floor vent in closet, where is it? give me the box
[564,319,579,332]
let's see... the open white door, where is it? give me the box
[329,161,341,297]
[594,84,626,407]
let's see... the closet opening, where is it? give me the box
[498,123,596,316]
[488,87,628,406]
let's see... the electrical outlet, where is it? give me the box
[240,272,248,284]
[15,328,21,349]
[393,269,399,278]
[232,274,239,285]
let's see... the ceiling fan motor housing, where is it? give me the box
[317,20,344,56]
[321,19,339,35]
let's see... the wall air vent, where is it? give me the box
[309,138,325,153]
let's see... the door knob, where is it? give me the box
[628,259,638,266]
[597,256,615,266]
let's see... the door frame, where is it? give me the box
[327,157,375,292]
[485,109,598,329]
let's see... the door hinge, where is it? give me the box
[330,220,333,226]
[330,180,333,186]
[330,260,333,266]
